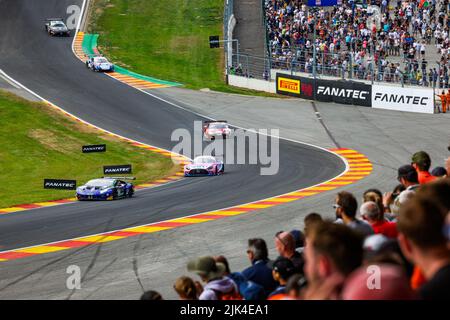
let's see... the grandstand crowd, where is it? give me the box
[142,149,450,300]
[264,0,450,87]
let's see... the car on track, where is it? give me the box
[85,55,115,72]
[203,120,231,140]
[184,156,224,176]
[44,18,70,36]
[76,177,134,201]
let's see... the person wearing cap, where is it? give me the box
[397,164,420,191]
[411,151,437,184]
[431,166,447,178]
[187,256,238,300]
[267,257,296,299]
[360,201,398,238]
[274,231,305,274]
[341,264,417,300]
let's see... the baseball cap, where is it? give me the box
[272,257,296,280]
[187,256,226,281]
[290,229,305,249]
[431,166,447,177]
[397,165,418,182]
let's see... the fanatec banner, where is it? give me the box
[372,85,435,114]
[314,79,372,107]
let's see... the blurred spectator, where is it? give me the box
[445,156,450,176]
[341,264,417,300]
[290,229,305,249]
[174,276,198,300]
[268,257,296,299]
[140,290,163,300]
[286,273,306,299]
[397,197,450,300]
[274,231,305,274]
[242,238,278,295]
[360,201,398,238]
[363,189,385,220]
[431,166,447,178]
[397,164,420,191]
[187,256,239,300]
[411,151,437,184]
[302,221,364,299]
[304,212,323,236]
[334,191,374,237]
[383,184,406,219]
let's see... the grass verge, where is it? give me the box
[0,90,177,208]
[87,0,279,97]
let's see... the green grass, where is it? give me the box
[0,90,177,208]
[88,0,279,97]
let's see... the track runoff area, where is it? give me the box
[0,0,448,315]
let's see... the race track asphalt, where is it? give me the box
[0,0,345,251]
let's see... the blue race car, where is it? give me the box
[76,177,134,201]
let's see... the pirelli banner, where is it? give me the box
[315,79,372,107]
[276,73,315,100]
[276,73,371,107]
[372,85,434,114]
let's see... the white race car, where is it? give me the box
[45,18,70,36]
[203,121,231,140]
[85,56,115,72]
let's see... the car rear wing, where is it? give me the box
[204,120,227,123]
[102,176,136,180]
[45,18,64,22]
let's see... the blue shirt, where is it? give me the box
[242,260,278,295]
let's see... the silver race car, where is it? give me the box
[45,18,70,36]
[85,55,115,72]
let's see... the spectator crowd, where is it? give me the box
[142,149,450,300]
[264,0,450,88]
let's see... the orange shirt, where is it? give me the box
[417,170,437,184]
[411,266,427,290]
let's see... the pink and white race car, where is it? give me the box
[203,121,231,140]
[184,156,224,176]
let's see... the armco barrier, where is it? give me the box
[228,74,276,93]
[372,84,435,114]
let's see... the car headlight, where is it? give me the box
[207,166,213,170]
[100,188,109,194]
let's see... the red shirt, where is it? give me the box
[417,170,437,184]
[371,220,398,238]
